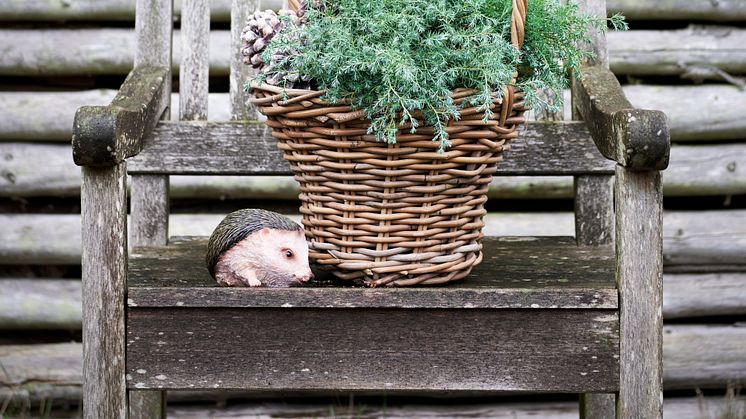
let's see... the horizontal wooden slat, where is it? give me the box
[607,0,746,21]
[126,307,619,392]
[664,273,746,319]
[0,29,230,77]
[0,0,235,21]
[3,325,745,402]
[4,271,744,330]
[2,210,746,267]
[608,26,746,76]
[167,396,746,419]
[664,324,746,390]
[5,0,746,23]
[663,211,746,266]
[3,28,744,78]
[625,84,746,142]
[3,86,743,143]
[127,121,614,175]
[5,142,746,198]
[127,237,617,309]
[0,279,81,330]
[0,342,82,402]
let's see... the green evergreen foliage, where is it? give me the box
[253,0,626,151]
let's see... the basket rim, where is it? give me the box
[248,80,518,106]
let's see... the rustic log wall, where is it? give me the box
[1,0,745,416]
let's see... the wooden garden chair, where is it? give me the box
[72,0,669,417]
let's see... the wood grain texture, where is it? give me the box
[180,0,210,121]
[608,26,746,77]
[615,167,664,419]
[4,211,745,267]
[5,272,743,330]
[0,29,229,77]
[0,0,233,22]
[136,0,173,122]
[2,209,745,268]
[126,121,614,175]
[580,393,616,419]
[0,90,116,141]
[127,236,617,309]
[624,84,746,142]
[663,273,746,319]
[126,307,619,392]
[8,142,746,199]
[4,85,742,142]
[570,3,615,414]
[72,66,170,166]
[0,342,82,402]
[3,328,745,402]
[230,0,256,119]
[81,165,128,419]
[576,0,608,67]
[572,65,670,170]
[166,396,746,419]
[4,0,745,23]
[607,0,746,21]
[132,3,173,414]
[5,27,744,78]
[131,175,170,248]
[664,324,746,390]
[662,210,746,267]
[0,279,81,330]
[574,175,614,246]
[135,0,173,68]
[129,391,167,419]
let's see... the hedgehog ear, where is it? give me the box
[258,227,271,239]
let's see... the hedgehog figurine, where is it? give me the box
[206,209,313,287]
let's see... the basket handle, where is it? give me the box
[511,0,528,49]
[286,0,527,49]
[288,0,301,13]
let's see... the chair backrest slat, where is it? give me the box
[572,0,614,249]
[132,0,174,249]
[135,0,173,115]
[127,121,615,175]
[230,0,257,119]
[180,0,210,120]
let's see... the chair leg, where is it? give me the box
[615,167,664,418]
[129,390,167,419]
[580,393,616,418]
[81,165,128,419]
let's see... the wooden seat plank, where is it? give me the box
[126,121,615,175]
[127,236,617,309]
[126,307,620,393]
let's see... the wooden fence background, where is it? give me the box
[1,0,745,417]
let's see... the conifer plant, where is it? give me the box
[246,0,626,151]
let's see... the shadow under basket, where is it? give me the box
[251,83,526,286]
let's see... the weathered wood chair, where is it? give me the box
[72,0,669,417]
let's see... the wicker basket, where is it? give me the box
[250,0,528,286]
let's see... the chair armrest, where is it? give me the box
[72,66,169,167]
[573,65,670,171]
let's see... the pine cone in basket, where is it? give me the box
[241,9,312,88]
[296,0,326,21]
[240,9,297,71]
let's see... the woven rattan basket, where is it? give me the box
[250,0,528,286]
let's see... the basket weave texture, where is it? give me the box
[251,0,529,287]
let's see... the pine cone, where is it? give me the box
[296,0,325,21]
[240,9,298,71]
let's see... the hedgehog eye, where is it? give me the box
[284,249,294,258]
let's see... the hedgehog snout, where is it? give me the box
[294,270,314,283]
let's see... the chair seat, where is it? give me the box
[126,236,620,393]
